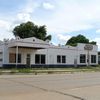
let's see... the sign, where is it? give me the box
[84,44,93,50]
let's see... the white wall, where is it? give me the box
[3,42,98,66]
[35,45,98,65]
[77,43,98,65]
[9,48,37,64]
[35,47,77,65]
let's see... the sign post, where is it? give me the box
[84,44,93,66]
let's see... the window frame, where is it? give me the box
[41,55,45,64]
[0,58,2,62]
[62,56,66,63]
[80,54,86,63]
[9,53,21,63]
[57,55,66,64]
[35,54,46,64]
[57,55,61,63]
[91,55,96,63]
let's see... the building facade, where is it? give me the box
[0,37,98,68]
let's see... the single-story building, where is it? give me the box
[0,37,98,68]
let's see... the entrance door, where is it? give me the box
[26,54,31,68]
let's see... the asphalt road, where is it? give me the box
[0,72,100,100]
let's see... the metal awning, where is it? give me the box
[8,41,49,49]
[10,46,46,49]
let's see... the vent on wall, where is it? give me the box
[15,36,20,40]
[33,39,35,42]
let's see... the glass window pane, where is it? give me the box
[0,59,2,61]
[9,53,16,63]
[57,55,61,63]
[35,54,40,64]
[80,54,86,63]
[41,55,45,64]
[91,55,96,63]
[62,56,66,63]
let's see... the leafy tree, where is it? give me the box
[89,41,97,45]
[66,36,77,46]
[13,21,52,41]
[66,34,96,46]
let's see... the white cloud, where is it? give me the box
[23,0,40,14]
[17,13,31,22]
[36,0,100,33]
[42,2,55,10]
[57,34,71,41]
[15,0,40,23]
[1,0,100,45]
[0,20,11,30]
[0,0,41,40]
[92,38,100,50]
[56,34,71,44]
[0,20,15,40]
[96,29,100,33]
[0,30,14,41]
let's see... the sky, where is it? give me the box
[0,0,100,49]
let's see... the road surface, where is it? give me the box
[0,72,100,100]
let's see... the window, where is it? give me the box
[35,54,40,64]
[57,55,61,63]
[91,55,96,63]
[80,54,86,63]
[41,55,45,64]
[57,55,66,63]
[0,52,2,54]
[0,59,2,62]
[9,53,16,63]
[35,54,46,64]
[98,55,100,64]
[9,53,21,63]
[62,56,66,63]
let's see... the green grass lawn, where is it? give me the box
[1,66,100,74]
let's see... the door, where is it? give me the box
[26,54,31,67]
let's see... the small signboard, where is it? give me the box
[84,44,93,50]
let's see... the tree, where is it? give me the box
[66,34,96,46]
[89,41,97,45]
[13,21,52,41]
[66,36,77,46]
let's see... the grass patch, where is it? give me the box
[1,66,100,75]
[18,68,31,73]
[0,70,2,75]
[10,69,17,74]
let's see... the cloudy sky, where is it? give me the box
[0,0,100,49]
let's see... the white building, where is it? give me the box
[0,37,98,68]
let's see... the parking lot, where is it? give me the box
[0,72,100,100]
